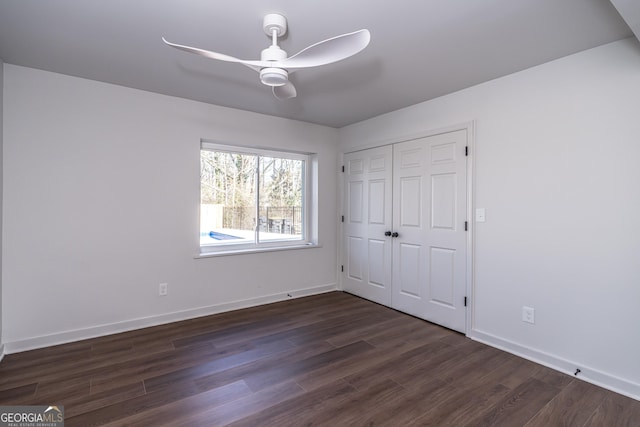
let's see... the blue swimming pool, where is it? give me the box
[201,231,241,240]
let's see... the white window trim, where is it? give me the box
[194,242,321,258]
[198,141,318,256]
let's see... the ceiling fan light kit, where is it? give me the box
[162,13,370,99]
[260,67,288,86]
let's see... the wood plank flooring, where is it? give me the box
[1,291,639,426]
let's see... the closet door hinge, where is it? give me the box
[341,215,344,223]
[464,221,468,231]
[465,146,469,156]
[341,265,344,272]
[342,165,345,172]
[464,296,468,307]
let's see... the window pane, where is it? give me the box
[258,156,304,242]
[200,150,257,246]
[199,144,309,253]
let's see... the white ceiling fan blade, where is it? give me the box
[162,37,270,71]
[272,81,297,99]
[280,29,370,69]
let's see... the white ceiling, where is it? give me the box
[0,0,635,128]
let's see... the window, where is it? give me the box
[199,142,313,254]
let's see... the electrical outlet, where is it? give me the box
[159,283,168,296]
[522,306,535,324]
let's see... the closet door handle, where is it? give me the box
[392,232,399,238]
[384,231,392,236]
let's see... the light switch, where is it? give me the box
[475,208,486,222]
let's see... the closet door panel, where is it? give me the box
[392,140,428,317]
[343,146,393,306]
[423,130,468,332]
[391,130,468,332]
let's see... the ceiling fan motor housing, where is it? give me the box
[261,45,287,62]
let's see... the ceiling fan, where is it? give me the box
[162,13,370,99]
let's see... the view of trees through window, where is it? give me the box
[200,147,305,246]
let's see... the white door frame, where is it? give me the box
[338,121,475,336]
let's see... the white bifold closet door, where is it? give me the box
[343,129,468,333]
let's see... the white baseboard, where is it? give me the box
[469,328,640,401]
[3,283,337,354]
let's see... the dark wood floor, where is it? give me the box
[1,292,639,426]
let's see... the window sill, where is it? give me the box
[194,242,321,258]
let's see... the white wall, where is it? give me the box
[2,65,339,351]
[0,58,4,358]
[339,38,640,399]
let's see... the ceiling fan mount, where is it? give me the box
[163,13,370,99]
[262,13,287,38]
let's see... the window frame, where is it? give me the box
[199,141,315,256]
